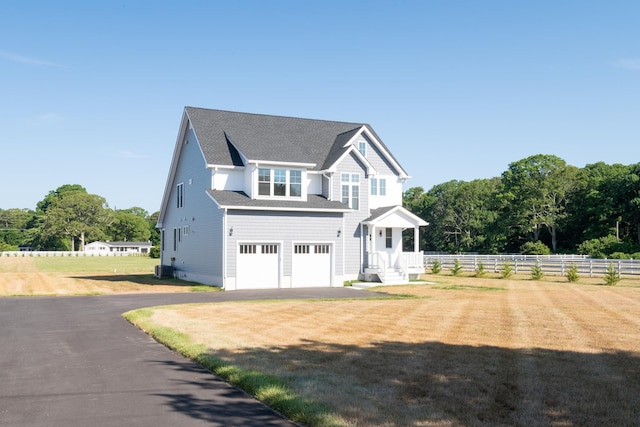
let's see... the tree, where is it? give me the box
[108,210,151,242]
[42,192,112,251]
[500,154,577,252]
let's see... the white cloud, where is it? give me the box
[614,58,640,71]
[0,49,67,68]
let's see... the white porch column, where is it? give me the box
[414,227,420,253]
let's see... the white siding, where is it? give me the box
[213,169,244,191]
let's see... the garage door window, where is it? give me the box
[315,244,330,254]
[240,244,257,254]
[262,244,278,254]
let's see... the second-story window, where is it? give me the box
[371,178,386,196]
[176,183,184,208]
[274,169,286,196]
[290,170,302,197]
[341,173,360,210]
[258,168,302,198]
[258,168,271,195]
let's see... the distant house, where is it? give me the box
[156,107,427,290]
[84,241,152,255]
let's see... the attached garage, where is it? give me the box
[291,243,332,287]
[236,243,280,289]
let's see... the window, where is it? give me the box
[173,228,178,251]
[240,244,256,254]
[295,244,310,254]
[176,183,184,208]
[358,141,367,156]
[386,228,393,248]
[341,173,360,209]
[274,169,286,196]
[258,168,302,198]
[315,244,330,254]
[290,170,301,197]
[258,168,271,196]
[262,244,278,254]
[161,229,165,251]
[371,178,386,196]
[183,226,189,236]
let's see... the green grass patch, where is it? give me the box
[33,256,157,273]
[123,308,346,427]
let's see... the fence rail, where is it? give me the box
[423,254,640,277]
[1,251,148,257]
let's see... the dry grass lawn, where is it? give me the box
[0,256,210,295]
[146,275,640,426]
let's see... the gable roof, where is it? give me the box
[185,107,403,172]
[363,205,428,227]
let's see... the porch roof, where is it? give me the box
[362,205,428,228]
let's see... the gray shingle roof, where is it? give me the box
[207,190,350,212]
[185,107,393,171]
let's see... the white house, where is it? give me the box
[84,241,152,255]
[156,107,427,290]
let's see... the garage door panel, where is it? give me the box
[237,244,279,289]
[292,244,331,287]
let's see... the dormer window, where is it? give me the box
[257,167,302,198]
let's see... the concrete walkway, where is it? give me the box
[0,288,369,427]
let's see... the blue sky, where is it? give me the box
[2,1,639,213]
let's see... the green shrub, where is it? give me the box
[430,259,442,274]
[603,262,621,286]
[149,246,160,259]
[609,252,630,259]
[450,258,462,276]
[474,260,486,277]
[632,252,640,260]
[566,263,580,283]
[500,260,513,279]
[520,241,551,255]
[530,260,543,280]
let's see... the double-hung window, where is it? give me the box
[371,178,386,196]
[258,168,271,196]
[290,170,302,197]
[274,169,286,196]
[341,173,360,210]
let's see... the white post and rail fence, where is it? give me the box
[422,253,640,278]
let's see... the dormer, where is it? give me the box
[244,161,315,201]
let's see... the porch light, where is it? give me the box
[229,226,233,236]
[379,230,382,237]
[337,228,341,237]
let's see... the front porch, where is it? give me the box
[364,251,424,284]
[361,205,428,284]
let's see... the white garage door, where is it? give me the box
[236,243,280,289]
[291,244,332,287]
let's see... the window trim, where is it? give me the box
[257,168,303,199]
[341,173,360,210]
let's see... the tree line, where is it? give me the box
[403,154,640,258]
[0,184,159,252]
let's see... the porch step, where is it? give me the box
[381,269,408,284]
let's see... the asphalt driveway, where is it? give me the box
[0,288,368,426]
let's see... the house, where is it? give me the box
[156,107,427,290]
[84,241,152,255]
